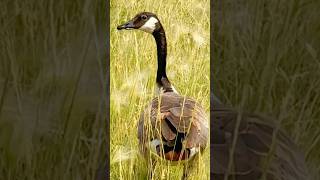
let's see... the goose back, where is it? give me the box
[211,99,309,180]
[138,92,209,160]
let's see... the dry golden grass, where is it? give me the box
[110,0,210,179]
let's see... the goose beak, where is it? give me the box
[117,21,135,30]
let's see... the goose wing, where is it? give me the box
[211,103,309,180]
[138,92,209,151]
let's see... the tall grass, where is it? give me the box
[213,0,320,178]
[0,0,107,179]
[110,0,210,179]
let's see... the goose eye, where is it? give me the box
[141,15,147,20]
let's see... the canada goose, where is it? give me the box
[117,12,209,179]
[211,96,310,180]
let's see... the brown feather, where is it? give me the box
[138,92,209,159]
[211,99,310,180]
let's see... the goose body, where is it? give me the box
[138,92,208,161]
[211,98,310,180]
[117,12,209,179]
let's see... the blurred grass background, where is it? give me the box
[213,0,320,178]
[2,0,319,179]
[0,0,107,179]
[110,0,210,179]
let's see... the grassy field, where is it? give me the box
[2,0,319,179]
[213,0,320,178]
[0,0,107,179]
[110,0,210,179]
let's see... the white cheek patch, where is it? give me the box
[139,17,159,33]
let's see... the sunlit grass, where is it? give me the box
[110,0,210,179]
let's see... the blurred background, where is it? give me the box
[2,0,319,179]
[110,0,210,179]
[212,0,320,178]
[0,0,107,179]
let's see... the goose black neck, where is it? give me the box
[152,26,170,89]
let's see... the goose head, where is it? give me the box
[117,12,161,34]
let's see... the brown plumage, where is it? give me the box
[138,92,209,179]
[211,98,310,180]
[138,92,208,159]
[117,12,209,179]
